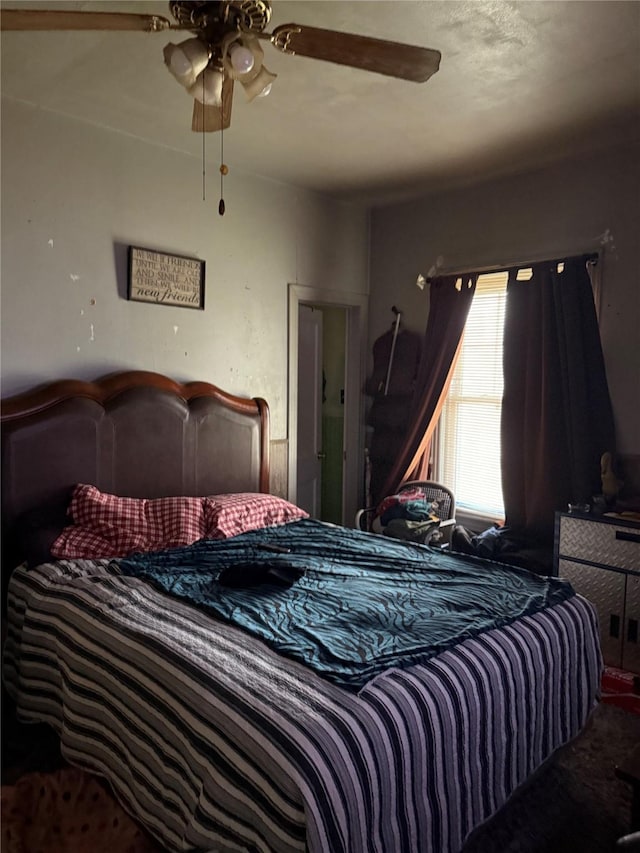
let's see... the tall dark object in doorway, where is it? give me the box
[365,308,421,507]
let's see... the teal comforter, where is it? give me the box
[117,518,573,692]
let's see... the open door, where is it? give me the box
[296,305,323,517]
[288,284,368,527]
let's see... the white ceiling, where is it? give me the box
[2,0,640,203]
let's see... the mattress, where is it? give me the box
[3,556,602,853]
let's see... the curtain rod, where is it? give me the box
[427,250,599,282]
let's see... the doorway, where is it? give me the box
[297,304,347,524]
[296,304,325,518]
[288,284,368,527]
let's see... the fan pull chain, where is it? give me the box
[219,85,226,216]
[202,103,206,202]
[201,75,206,202]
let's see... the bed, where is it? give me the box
[1,370,602,853]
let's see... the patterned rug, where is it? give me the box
[1,766,159,853]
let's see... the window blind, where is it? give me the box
[436,271,508,518]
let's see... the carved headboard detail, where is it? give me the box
[1,371,270,592]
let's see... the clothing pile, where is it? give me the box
[377,488,441,544]
[451,524,553,574]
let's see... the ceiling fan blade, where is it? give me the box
[270,24,441,83]
[0,9,171,32]
[191,78,234,133]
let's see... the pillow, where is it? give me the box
[207,493,308,539]
[51,484,215,559]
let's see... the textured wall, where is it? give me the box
[368,142,640,457]
[1,99,369,446]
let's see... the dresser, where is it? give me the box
[554,511,640,673]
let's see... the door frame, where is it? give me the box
[288,283,368,527]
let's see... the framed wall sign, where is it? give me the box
[128,246,205,310]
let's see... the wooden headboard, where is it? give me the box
[1,371,270,592]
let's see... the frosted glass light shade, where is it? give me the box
[229,43,255,75]
[223,35,265,81]
[163,38,210,88]
[241,66,277,101]
[189,68,224,106]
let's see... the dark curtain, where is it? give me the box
[501,254,615,543]
[374,274,477,505]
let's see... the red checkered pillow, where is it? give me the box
[207,493,308,539]
[51,484,215,558]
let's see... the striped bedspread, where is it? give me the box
[4,552,602,853]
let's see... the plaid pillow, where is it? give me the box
[207,493,308,539]
[51,485,214,558]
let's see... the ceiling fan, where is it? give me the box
[0,1,442,133]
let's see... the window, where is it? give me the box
[435,271,508,519]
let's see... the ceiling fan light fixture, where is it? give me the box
[223,34,264,81]
[3,2,444,138]
[189,68,224,106]
[228,43,255,75]
[241,65,277,101]
[163,37,210,88]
